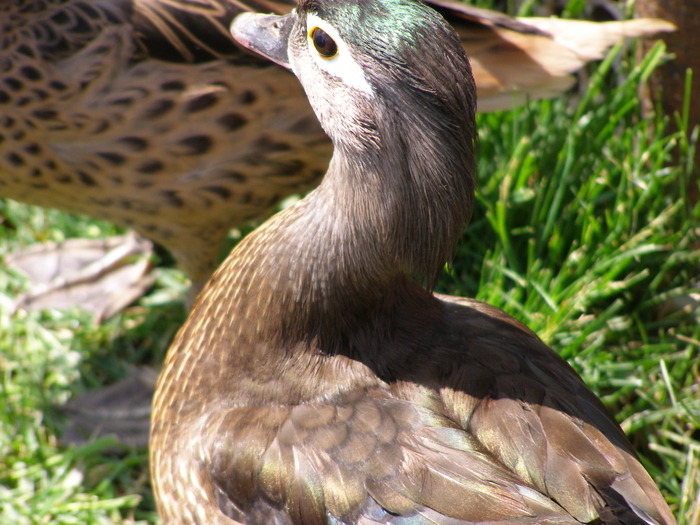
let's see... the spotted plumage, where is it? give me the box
[0,0,329,288]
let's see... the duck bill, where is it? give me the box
[231,12,294,69]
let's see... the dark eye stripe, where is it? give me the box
[310,27,338,59]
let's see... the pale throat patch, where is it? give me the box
[305,12,374,97]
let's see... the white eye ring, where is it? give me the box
[305,13,373,96]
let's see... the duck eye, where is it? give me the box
[310,27,338,59]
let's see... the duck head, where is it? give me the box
[232,0,478,289]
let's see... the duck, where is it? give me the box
[0,0,330,314]
[1,0,674,318]
[149,0,677,523]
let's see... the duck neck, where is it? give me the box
[200,111,474,353]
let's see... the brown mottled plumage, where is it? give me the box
[0,0,673,296]
[0,0,329,291]
[150,1,677,523]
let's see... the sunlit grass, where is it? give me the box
[441,39,700,523]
